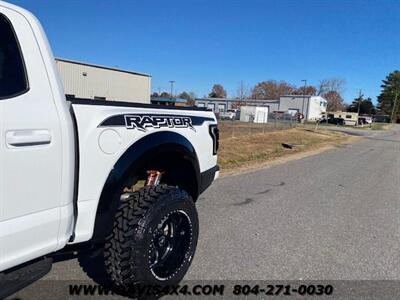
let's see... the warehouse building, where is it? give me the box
[195,98,279,113]
[278,95,327,121]
[56,58,151,103]
[150,96,188,107]
[195,96,327,121]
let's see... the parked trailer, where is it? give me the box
[329,112,358,126]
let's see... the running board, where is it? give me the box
[0,257,52,299]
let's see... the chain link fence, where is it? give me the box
[218,113,300,139]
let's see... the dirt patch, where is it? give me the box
[218,127,360,176]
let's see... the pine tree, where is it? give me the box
[348,96,375,115]
[377,71,400,121]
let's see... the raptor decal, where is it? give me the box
[124,115,194,131]
[98,114,215,132]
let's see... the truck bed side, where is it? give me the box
[70,100,218,243]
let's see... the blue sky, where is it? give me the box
[9,0,400,103]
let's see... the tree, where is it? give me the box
[151,92,159,97]
[324,91,345,111]
[160,92,170,98]
[317,78,346,111]
[292,85,317,96]
[317,78,346,96]
[189,92,196,100]
[347,96,375,115]
[178,91,192,101]
[361,98,375,115]
[251,80,295,99]
[209,84,227,98]
[236,80,249,100]
[377,70,400,122]
[178,91,196,106]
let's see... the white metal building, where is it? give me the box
[195,98,279,113]
[56,58,151,103]
[240,106,269,123]
[278,95,327,121]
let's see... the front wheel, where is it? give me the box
[104,185,198,291]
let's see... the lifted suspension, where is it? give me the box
[146,170,163,186]
[121,170,163,201]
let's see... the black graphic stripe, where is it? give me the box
[99,114,215,128]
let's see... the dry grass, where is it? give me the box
[218,120,296,139]
[218,127,351,173]
[369,123,393,130]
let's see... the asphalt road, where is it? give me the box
[187,125,400,280]
[12,125,400,298]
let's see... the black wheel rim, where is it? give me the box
[148,210,192,280]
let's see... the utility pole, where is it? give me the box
[391,92,398,123]
[357,89,362,116]
[356,89,363,127]
[301,79,307,121]
[169,80,175,100]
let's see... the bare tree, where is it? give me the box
[317,78,346,96]
[236,80,249,100]
[209,84,227,98]
[189,92,197,100]
[251,80,295,100]
[292,85,317,96]
[317,78,346,111]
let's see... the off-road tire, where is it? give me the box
[79,184,198,295]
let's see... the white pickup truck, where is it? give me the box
[0,1,219,297]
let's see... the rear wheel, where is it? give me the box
[80,185,199,295]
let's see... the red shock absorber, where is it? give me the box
[146,170,163,186]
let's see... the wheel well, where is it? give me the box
[144,150,199,200]
[91,140,200,242]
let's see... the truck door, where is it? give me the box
[0,7,63,271]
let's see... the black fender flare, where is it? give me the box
[92,131,200,241]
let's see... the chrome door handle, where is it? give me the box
[6,130,52,147]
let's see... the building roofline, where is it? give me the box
[281,95,327,101]
[281,94,326,98]
[195,97,237,101]
[55,58,151,77]
[195,97,279,102]
[151,97,187,103]
[281,94,312,97]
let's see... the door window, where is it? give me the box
[0,13,28,98]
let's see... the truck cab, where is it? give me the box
[0,3,76,272]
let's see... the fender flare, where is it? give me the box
[92,131,200,241]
